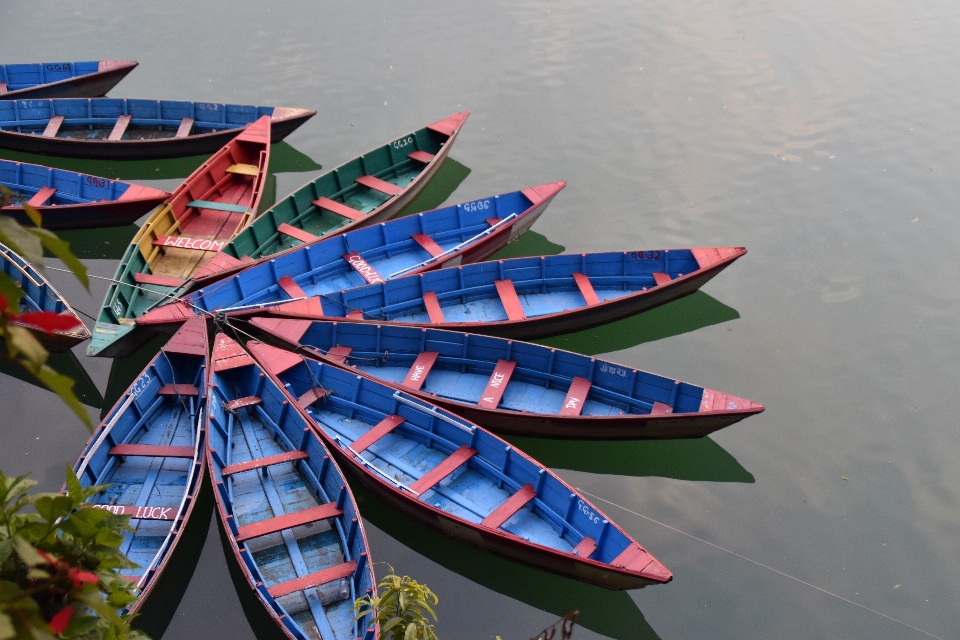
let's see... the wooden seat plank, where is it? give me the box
[313,196,365,221]
[175,117,194,138]
[187,200,249,213]
[277,223,319,243]
[411,233,445,258]
[134,272,186,288]
[109,444,195,458]
[225,163,259,176]
[267,560,357,599]
[408,150,436,164]
[85,504,178,521]
[42,115,64,138]
[409,445,477,494]
[153,235,226,252]
[222,450,308,477]
[355,174,404,196]
[572,272,601,306]
[345,310,365,320]
[481,483,536,529]
[323,346,352,364]
[350,415,405,454]
[477,359,516,409]
[226,396,262,411]
[572,536,597,558]
[26,186,56,207]
[652,272,672,286]
[0,83,7,95]
[486,217,502,227]
[278,275,307,300]
[494,279,526,321]
[422,291,445,324]
[107,114,132,141]
[158,383,199,396]
[343,252,386,284]
[559,376,591,416]
[401,351,439,391]
[611,544,652,570]
[297,387,328,409]
[650,401,673,415]
[236,502,343,542]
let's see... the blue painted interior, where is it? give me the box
[0,98,277,138]
[0,159,130,205]
[270,354,642,568]
[0,241,69,315]
[0,61,101,91]
[73,346,205,594]
[183,189,537,312]
[208,358,375,640]
[295,321,704,417]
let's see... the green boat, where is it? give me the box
[188,111,469,287]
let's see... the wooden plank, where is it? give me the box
[175,117,194,138]
[652,272,672,286]
[277,223,319,243]
[225,163,259,176]
[107,114,132,141]
[423,291,445,324]
[343,252,386,284]
[187,199,249,213]
[133,272,186,287]
[572,272,601,306]
[408,150,436,164]
[495,279,526,321]
[226,396,262,411]
[158,383,199,396]
[153,235,226,252]
[477,360,516,409]
[611,544,652,570]
[26,186,56,207]
[346,310,364,320]
[559,377,591,416]
[84,504,178,521]
[267,560,356,599]
[42,115,64,138]
[278,275,307,299]
[0,83,7,94]
[313,196,365,221]
[411,233,445,258]
[325,346,352,364]
[297,387,328,409]
[650,401,673,415]
[355,174,403,196]
[350,415,404,454]
[109,444,195,458]
[236,502,343,542]
[222,450,308,477]
[481,483,535,529]
[572,536,597,558]
[212,333,256,372]
[486,217,501,227]
[409,445,476,494]
[401,351,439,391]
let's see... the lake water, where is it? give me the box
[2,1,959,638]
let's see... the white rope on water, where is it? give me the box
[577,489,944,640]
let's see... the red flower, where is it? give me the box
[0,293,82,335]
[67,567,99,589]
[48,605,74,634]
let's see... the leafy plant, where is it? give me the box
[0,467,147,640]
[354,565,438,640]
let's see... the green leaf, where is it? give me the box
[404,622,418,640]
[33,495,74,524]
[30,364,92,431]
[0,611,14,640]
[64,468,83,504]
[0,217,44,267]
[26,228,88,290]
[10,536,44,567]
[380,617,405,634]
[61,615,99,638]
[20,203,41,229]
[5,326,47,372]
[0,273,24,314]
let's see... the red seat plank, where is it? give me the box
[0,83,7,94]
[222,450,308,477]
[134,272,186,288]
[401,351,439,391]
[158,383,199,396]
[422,291,445,324]
[26,186,56,207]
[325,345,353,364]
[226,396,262,411]
[572,536,597,558]
[486,217,501,227]
[481,484,536,529]
[297,387,328,409]
[409,446,477,494]
[278,223,319,243]
[192,251,248,281]
[411,233,445,258]
[559,377,591,416]
[267,560,357,599]
[408,150,436,164]
[313,197,365,221]
[350,415,404,454]
[108,114,132,141]
[236,502,343,542]
[110,444,195,458]
[611,544,653,571]
[153,235,226,252]
[494,279,526,321]
[477,360,516,409]
[652,272,672,286]
[345,309,364,319]
[213,333,256,372]
[355,175,404,196]
[650,401,673,415]
[84,504,178,521]
[175,117,194,139]
[278,275,307,299]
[42,115,64,138]
[343,252,385,284]
[572,272,601,307]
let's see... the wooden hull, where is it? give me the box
[2,196,168,230]
[2,61,138,99]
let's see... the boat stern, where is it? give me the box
[86,321,136,358]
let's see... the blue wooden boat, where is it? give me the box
[250,318,764,440]
[245,337,673,590]
[0,98,315,160]
[0,240,90,351]
[249,247,746,341]
[70,317,208,615]
[0,60,137,100]
[208,333,377,640]
[0,158,170,229]
[136,183,566,335]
